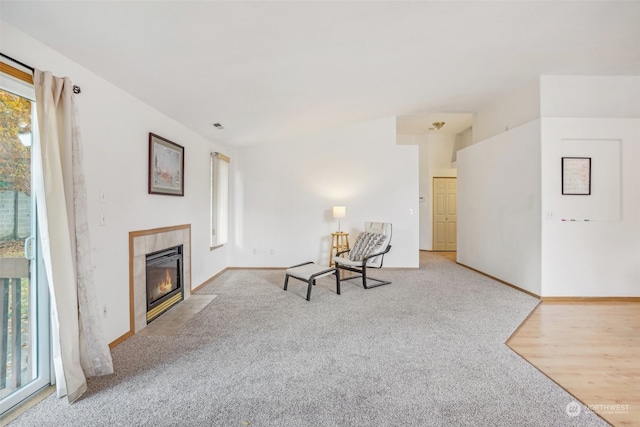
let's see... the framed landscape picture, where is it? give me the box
[148,133,184,196]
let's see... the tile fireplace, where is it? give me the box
[129,224,191,334]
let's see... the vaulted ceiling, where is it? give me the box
[2,1,638,145]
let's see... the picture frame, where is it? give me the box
[562,157,591,195]
[148,133,184,196]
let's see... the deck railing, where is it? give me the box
[0,258,29,394]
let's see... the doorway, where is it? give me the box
[1,71,51,416]
[432,177,457,251]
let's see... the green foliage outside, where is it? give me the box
[0,89,31,195]
[1,88,31,247]
[2,278,30,387]
[1,89,33,387]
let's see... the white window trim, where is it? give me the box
[210,152,230,248]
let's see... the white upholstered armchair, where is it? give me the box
[333,222,392,289]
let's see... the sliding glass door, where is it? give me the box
[0,73,51,415]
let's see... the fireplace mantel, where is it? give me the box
[129,224,191,333]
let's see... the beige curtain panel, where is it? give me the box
[34,70,113,403]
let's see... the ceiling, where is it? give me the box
[1,1,638,146]
[396,113,473,136]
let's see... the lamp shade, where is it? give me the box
[333,206,346,218]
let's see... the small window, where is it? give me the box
[210,152,230,248]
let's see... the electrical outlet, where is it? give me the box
[100,189,107,204]
[99,212,107,226]
[102,305,107,318]
[252,248,257,255]
[544,211,554,220]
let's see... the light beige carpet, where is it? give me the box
[8,252,606,426]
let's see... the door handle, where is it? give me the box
[24,236,35,260]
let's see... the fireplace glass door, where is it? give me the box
[145,246,183,322]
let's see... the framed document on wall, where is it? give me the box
[562,157,591,195]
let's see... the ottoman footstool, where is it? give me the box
[284,262,341,301]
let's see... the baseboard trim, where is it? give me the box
[454,263,639,302]
[109,331,133,349]
[456,262,541,299]
[191,268,230,294]
[112,265,289,349]
[541,297,640,303]
[505,302,542,346]
[111,267,231,349]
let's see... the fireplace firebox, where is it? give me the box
[146,245,183,323]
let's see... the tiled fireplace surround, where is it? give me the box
[129,224,192,333]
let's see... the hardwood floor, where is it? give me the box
[507,302,640,427]
[424,251,638,425]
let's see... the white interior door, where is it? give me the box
[433,177,457,251]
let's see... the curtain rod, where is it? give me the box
[0,51,82,94]
[0,52,34,72]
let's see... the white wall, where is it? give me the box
[457,121,542,295]
[461,75,640,297]
[539,76,640,297]
[417,134,456,250]
[452,126,473,164]
[1,23,230,343]
[541,76,640,118]
[541,118,640,296]
[396,134,418,145]
[473,79,540,143]
[231,117,419,268]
